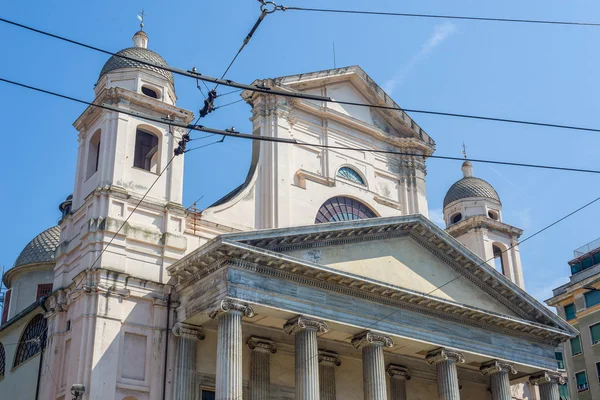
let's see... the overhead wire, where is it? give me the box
[4,16,600,134]
[2,76,600,176]
[281,6,600,27]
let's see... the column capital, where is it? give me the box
[247,336,277,354]
[425,348,465,365]
[172,322,205,341]
[529,371,566,386]
[480,360,517,376]
[351,331,394,349]
[208,299,255,319]
[283,315,328,335]
[386,364,411,380]
[318,350,342,367]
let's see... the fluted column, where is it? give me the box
[426,348,465,400]
[529,371,565,400]
[387,364,411,400]
[318,350,341,400]
[209,300,255,400]
[247,336,277,400]
[480,360,517,400]
[284,315,329,400]
[172,323,205,400]
[352,331,394,400]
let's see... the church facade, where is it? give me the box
[0,29,574,400]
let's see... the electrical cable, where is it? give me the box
[282,6,600,27]
[4,16,600,134]
[215,98,245,109]
[2,76,600,176]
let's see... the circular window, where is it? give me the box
[451,213,462,224]
[315,196,376,223]
[488,211,499,220]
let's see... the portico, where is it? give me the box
[168,215,576,399]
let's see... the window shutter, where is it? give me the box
[576,371,588,386]
[565,303,576,320]
[571,336,582,355]
[591,324,600,344]
[585,290,600,308]
[1,289,11,324]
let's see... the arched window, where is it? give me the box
[13,314,47,368]
[134,128,159,173]
[493,244,508,275]
[86,130,101,180]
[141,86,159,99]
[337,167,365,185]
[451,213,462,224]
[315,196,377,223]
[0,342,5,377]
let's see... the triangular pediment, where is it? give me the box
[252,66,435,146]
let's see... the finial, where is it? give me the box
[461,142,468,159]
[137,9,146,31]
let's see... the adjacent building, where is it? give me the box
[0,28,577,400]
[547,238,600,399]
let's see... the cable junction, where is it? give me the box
[3,16,600,134]
[3,76,600,176]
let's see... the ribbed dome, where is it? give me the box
[14,226,61,268]
[443,177,500,208]
[98,45,174,85]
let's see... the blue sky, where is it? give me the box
[1,0,600,304]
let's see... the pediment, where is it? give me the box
[168,215,577,341]
[252,66,434,146]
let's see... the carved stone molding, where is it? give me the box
[351,331,394,349]
[529,371,566,386]
[171,322,205,341]
[425,348,466,365]
[386,364,411,380]
[283,315,329,335]
[480,360,518,376]
[318,350,342,367]
[247,336,277,354]
[207,299,255,319]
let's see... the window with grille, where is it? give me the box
[571,336,583,356]
[36,283,53,301]
[315,196,377,224]
[0,342,5,377]
[13,314,47,368]
[564,303,576,320]
[576,371,589,392]
[1,289,11,324]
[336,167,365,185]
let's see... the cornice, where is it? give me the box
[445,216,523,239]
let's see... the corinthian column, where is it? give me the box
[247,336,277,400]
[172,323,205,400]
[480,360,517,400]
[318,350,341,400]
[352,331,394,400]
[209,300,255,400]
[426,348,465,400]
[387,364,411,400]
[529,371,565,400]
[284,315,329,400]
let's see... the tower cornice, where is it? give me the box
[445,215,523,239]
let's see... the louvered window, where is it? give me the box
[13,314,47,368]
[0,342,5,377]
[36,283,53,301]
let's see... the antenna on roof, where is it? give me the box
[137,9,146,30]
[333,41,337,69]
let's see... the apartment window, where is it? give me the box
[576,370,589,392]
[564,303,576,320]
[200,388,215,400]
[571,336,583,356]
[572,262,583,274]
[591,323,600,345]
[555,351,565,370]
[585,290,600,308]
[597,363,600,383]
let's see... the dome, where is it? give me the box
[98,31,174,85]
[13,226,61,268]
[443,161,500,208]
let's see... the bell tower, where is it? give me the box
[55,28,194,288]
[442,161,525,289]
